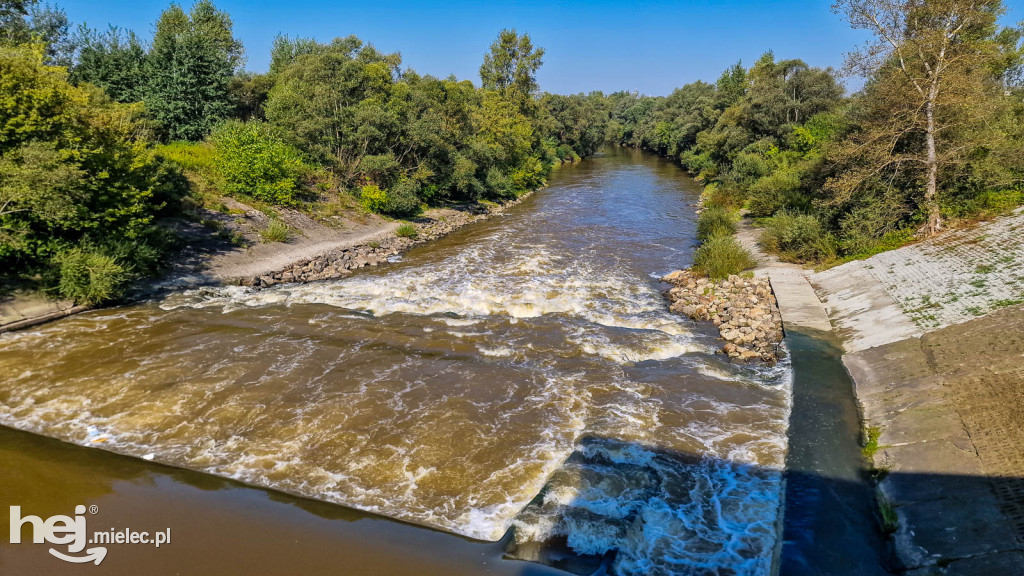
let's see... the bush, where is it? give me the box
[747,168,803,217]
[56,248,130,305]
[259,219,293,243]
[702,182,747,210]
[385,179,422,217]
[360,184,388,213]
[692,236,756,280]
[211,120,308,206]
[696,206,737,241]
[760,211,837,263]
[395,223,418,239]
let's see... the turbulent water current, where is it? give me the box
[0,149,791,575]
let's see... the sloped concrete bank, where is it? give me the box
[808,209,1024,573]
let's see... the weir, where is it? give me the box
[3,149,796,575]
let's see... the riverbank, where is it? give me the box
[743,206,1024,573]
[809,208,1024,573]
[0,192,534,334]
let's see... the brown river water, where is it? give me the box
[0,148,791,575]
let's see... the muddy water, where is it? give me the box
[0,148,791,574]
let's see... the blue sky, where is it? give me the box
[58,0,1024,96]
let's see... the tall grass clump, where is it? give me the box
[396,223,418,239]
[696,206,737,241]
[692,236,756,280]
[260,219,293,243]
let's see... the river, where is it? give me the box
[0,148,793,575]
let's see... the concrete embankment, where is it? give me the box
[754,206,1024,574]
[810,208,1024,573]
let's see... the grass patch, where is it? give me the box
[696,207,737,241]
[862,426,882,460]
[692,236,756,280]
[993,298,1024,308]
[259,219,293,243]
[975,264,995,274]
[878,495,899,535]
[396,223,419,239]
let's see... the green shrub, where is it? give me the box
[211,121,308,206]
[702,182,747,210]
[396,223,418,239]
[760,211,837,263]
[385,179,422,217]
[696,206,737,241]
[56,248,129,305]
[360,184,388,213]
[839,228,915,261]
[692,236,756,280]
[259,219,293,243]
[747,168,803,217]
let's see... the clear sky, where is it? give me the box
[57,0,1024,96]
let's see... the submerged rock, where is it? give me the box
[661,269,783,364]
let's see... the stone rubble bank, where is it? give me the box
[661,269,784,363]
[238,197,529,288]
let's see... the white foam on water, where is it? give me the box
[0,206,796,573]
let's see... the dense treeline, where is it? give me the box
[604,0,1024,266]
[4,0,1024,301]
[0,0,606,303]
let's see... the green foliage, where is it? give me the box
[395,223,418,239]
[0,45,179,296]
[70,25,147,102]
[385,179,422,217]
[210,120,308,205]
[759,211,837,263]
[144,1,241,141]
[696,207,737,241]
[692,236,756,280]
[360,184,388,213]
[701,182,747,210]
[56,247,129,305]
[862,426,882,460]
[259,219,292,243]
[155,141,218,174]
[479,29,544,100]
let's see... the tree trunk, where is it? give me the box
[924,95,941,235]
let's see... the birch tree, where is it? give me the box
[832,0,1005,234]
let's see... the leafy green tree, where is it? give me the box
[833,0,1010,234]
[71,25,147,103]
[479,29,544,101]
[0,44,179,302]
[1,0,75,65]
[145,0,242,141]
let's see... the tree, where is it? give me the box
[479,29,544,100]
[1,44,180,301]
[71,25,147,102]
[145,0,242,141]
[833,0,1007,234]
[0,0,75,65]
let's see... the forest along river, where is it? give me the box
[0,148,792,575]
